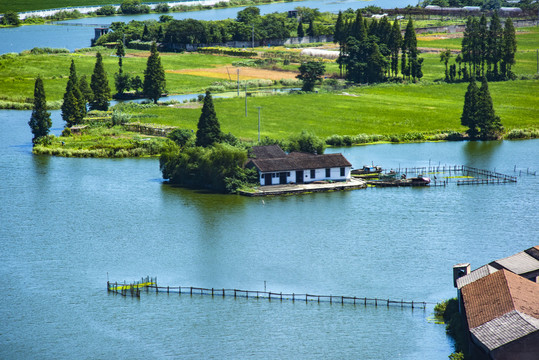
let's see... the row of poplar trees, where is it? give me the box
[461,11,517,81]
[334,11,423,83]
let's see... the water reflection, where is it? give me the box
[462,140,503,168]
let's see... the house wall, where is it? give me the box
[491,332,539,360]
[259,167,350,186]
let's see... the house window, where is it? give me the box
[272,173,276,178]
[326,168,331,177]
[310,169,315,178]
[340,167,345,176]
[287,172,290,176]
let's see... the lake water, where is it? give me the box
[1,108,538,359]
[0,0,417,54]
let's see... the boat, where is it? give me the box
[351,165,383,177]
[379,170,397,180]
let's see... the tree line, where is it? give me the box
[335,10,423,83]
[29,43,166,142]
[95,7,335,48]
[439,12,516,82]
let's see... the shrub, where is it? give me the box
[96,5,116,16]
[29,47,70,55]
[61,128,72,137]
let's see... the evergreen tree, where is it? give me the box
[61,60,86,127]
[196,91,221,147]
[297,20,304,37]
[90,52,111,111]
[28,76,52,143]
[501,18,517,79]
[78,75,93,104]
[461,17,474,78]
[142,24,150,41]
[402,19,419,81]
[378,16,392,46]
[116,39,125,73]
[143,42,166,104]
[476,77,503,139]
[461,77,480,139]
[307,20,315,37]
[334,11,345,44]
[478,14,488,77]
[388,19,401,78]
[351,10,367,42]
[487,11,503,79]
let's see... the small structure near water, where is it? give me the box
[246,145,352,186]
[453,246,539,359]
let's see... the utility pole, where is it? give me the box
[245,84,248,117]
[237,68,240,96]
[257,107,261,142]
[252,24,255,48]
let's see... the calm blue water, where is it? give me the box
[0,0,417,54]
[1,108,538,359]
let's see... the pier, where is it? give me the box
[107,277,433,310]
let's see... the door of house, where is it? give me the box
[265,173,272,185]
[279,172,287,184]
[296,170,304,184]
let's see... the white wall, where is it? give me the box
[260,167,350,186]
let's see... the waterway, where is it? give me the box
[1,108,538,359]
[0,0,417,54]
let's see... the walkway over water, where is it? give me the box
[108,277,433,310]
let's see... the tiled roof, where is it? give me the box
[248,153,351,173]
[457,264,498,289]
[461,270,539,329]
[493,251,539,275]
[470,310,539,351]
[250,145,286,159]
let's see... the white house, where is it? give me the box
[246,145,352,186]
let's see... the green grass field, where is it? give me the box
[121,80,539,141]
[0,0,169,13]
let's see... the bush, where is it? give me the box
[111,111,132,126]
[61,128,72,137]
[287,130,324,154]
[167,128,194,147]
[96,5,116,16]
[154,3,170,12]
[29,47,70,55]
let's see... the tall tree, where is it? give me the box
[196,91,221,147]
[476,77,503,139]
[478,14,488,77]
[501,18,517,79]
[388,19,402,78]
[297,20,304,38]
[351,10,367,42]
[334,11,345,45]
[440,48,452,82]
[143,42,166,104]
[90,52,111,111]
[461,77,480,139]
[61,60,86,127]
[307,20,315,37]
[28,76,52,143]
[296,61,325,91]
[78,75,93,105]
[402,19,420,81]
[487,11,503,79]
[116,39,125,73]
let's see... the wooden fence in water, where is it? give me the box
[107,278,432,310]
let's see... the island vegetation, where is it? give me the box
[1,6,536,164]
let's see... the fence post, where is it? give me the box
[223,288,225,298]
[212,288,214,297]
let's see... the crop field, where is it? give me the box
[121,80,539,141]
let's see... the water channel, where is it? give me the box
[1,108,538,359]
[0,0,417,54]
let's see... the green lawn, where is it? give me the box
[121,80,539,141]
[0,51,238,103]
[0,0,168,13]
